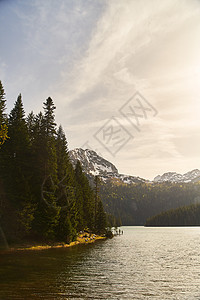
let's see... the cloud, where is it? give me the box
[60,0,200,99]
[57,0,200,127]
[0,0,106,111]
[1,0,200,179]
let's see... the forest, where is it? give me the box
[100,180,200,225]
[0,80,107,245]
[145,204,200,226]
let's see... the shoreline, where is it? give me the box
[8,233,106,252]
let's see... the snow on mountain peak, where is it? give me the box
[69,148,147,184]
[69,148,118,177]
[69,148,200,185]
[153,169,200,183]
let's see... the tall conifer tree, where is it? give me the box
[3,94,35,239]
[0,80,6,124]
[75,161,95,230]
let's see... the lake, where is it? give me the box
[1,226,200,299]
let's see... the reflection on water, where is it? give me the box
[1,227,200,299]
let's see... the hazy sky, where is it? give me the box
[0,0,200,180]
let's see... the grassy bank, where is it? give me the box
[8,232,106,251]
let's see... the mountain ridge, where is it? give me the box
[69,148,200,184]
[69,148,147,184]
[154,169,200,183]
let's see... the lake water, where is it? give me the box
[1,226,200,299]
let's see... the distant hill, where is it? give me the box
[145,204,200,227]
[100,181,200,225]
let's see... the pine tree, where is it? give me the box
[75,161,95,230]
[27,112,47,203]
[42,97,57,180]
[1,94,35,239]
[0,80,6,125]
[94,175,100,227]
[6,94,30,177]
[26,111,35,145]
[96,200,107,234]
[0,81,111,244]
[56,125,69,180]
[0,124,8,146]
[0,81,8,248]
[31,98,59,240]
[7,94,30,177]
[0,81,8,146]
[43,97,56,137]
[94,176,107,233]
[54,125,78,240]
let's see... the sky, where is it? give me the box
[0,0,200,180]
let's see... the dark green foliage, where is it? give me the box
[75,161,95,230]
[0,94,35,240]
[0,80,6,124]
[94,175,100,226]
[43,97,56,137]
[93,175,107,233]
[100,181,200,225]
[106,213,117,227]
[0,82,107,246]
[145,204,200,226]
[56,125,69,180]
[96,200,107,234]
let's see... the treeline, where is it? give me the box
[0,81,107,245]
[100,181,200,225]
[145,204,200,226]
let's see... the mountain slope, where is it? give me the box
[154,169,200,183]
[69,148,147,184]
[69,148,118,176]
[69,148,200,225]
[69,148,200,184]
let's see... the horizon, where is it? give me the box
[1,0,200,180]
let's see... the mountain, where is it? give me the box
[69,148,200,185]
[154,169,200,183]
[69,148,147,184]
[69,148,200,226]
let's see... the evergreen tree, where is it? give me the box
[26,111,35,145]
[94,175,107,233]
[75,161,94,230]
[27,112,47,203]
[0,124,8,146]
[94,175,100,227]
[42,97,57,180]
[55,125,78,241]
[56,125,69,180]
[0,81,8,146]
[1,94,35,239]
[7,94,31,179]
[96,200,107,234]
[43,97,56,137]
[32,98,59,240]
[0,81,110,244]
[0,80,6,125]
